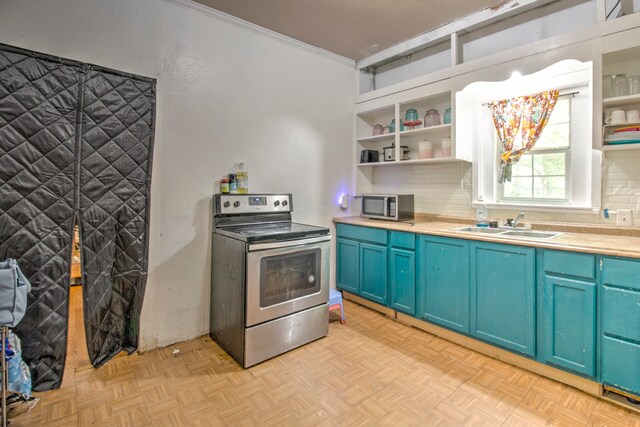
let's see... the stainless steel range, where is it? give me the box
[210,193,331,367]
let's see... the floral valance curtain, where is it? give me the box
[488,89,559,183]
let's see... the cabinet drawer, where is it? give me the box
[543,250,595,280]
[602,336,640,395]
[603,286,640,342]
[389,231,415,250]
[336,223,387,245]
[602,257,640,291]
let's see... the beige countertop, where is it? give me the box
[333,215,640,259]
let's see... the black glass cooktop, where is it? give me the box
[214,222,330,242]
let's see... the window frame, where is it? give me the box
[456,59,599,213]
[497,95,573,204]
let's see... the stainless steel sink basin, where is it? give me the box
[500,230,564,239]
[452,227,504,234]
[451,227,563,240]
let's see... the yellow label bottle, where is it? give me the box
[235,162,248,194]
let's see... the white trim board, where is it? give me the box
[357,0,560,70]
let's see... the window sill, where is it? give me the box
[474,201,599,215]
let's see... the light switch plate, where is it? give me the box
[617,209,632,226]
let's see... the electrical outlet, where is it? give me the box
[617,209,632,226]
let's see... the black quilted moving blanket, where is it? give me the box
[79,69,155,368]
[0,44,155,390]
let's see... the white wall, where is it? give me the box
[0,0,355,350]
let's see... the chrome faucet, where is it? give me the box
[512,212,525,228]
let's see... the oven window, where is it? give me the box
[363,197,384,215]
[259,249,321,307]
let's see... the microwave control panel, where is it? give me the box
[388,200,396,217]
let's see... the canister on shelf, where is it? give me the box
[613,74,627,97]
[389,119,404,132]
[628,75,640,95]
[405,108,418,122]
[424,109,441,127]
[443,107,452,124]
[441,138,452,157]
[419,140,433,159]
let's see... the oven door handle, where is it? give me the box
[383,197,389,217]
[248,235,331,251]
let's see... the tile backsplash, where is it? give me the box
[372,150,640,226]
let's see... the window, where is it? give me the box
[499,96,571,203]
[457,59,600,212]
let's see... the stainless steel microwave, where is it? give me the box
[361,194,414,221]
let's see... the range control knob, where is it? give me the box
[233,201,241,207]
[274,200,280,207]
[223,201,231,208]
[282,200,288,207]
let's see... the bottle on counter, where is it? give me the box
[475,203,489,227]
[234,162,248,194]
[219,177,230,194]
[228,174,238,194]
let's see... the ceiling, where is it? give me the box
[194,0,504,62]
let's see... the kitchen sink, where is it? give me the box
[452,226,505,234]
[500,230,564,239]
[451,227,563,240]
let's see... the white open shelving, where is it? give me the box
[602,47,640,152]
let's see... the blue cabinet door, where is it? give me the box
[470,242,536,356]
[336,238,359,293]
[360,243,388,304]
[390,247,415,315]
[418,235,470,332]
[543,275,596,377]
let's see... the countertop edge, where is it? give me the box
[333,216,640,260]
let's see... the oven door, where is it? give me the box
[246,235,330,327]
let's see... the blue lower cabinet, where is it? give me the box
[601,256,640,396]
[389,247,415,315]
[360,243,388,305]
[470,241,536,356]
[336,224,388,304]
[336,237,359,293]
[543,275,596,377]
[418,235,470,332]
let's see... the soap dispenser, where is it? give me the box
[476,203,489,227]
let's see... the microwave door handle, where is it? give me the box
[383,197,389,217]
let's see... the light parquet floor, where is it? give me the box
[9,287,640,426]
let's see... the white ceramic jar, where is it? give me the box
[419,140,433,159]
[441,138,452,157]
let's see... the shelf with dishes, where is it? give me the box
[355,105,396,142]
[602,122,640,150]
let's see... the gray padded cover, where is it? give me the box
[0,47,79,390]
[79,68,155,368]
[0,44,155,390]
